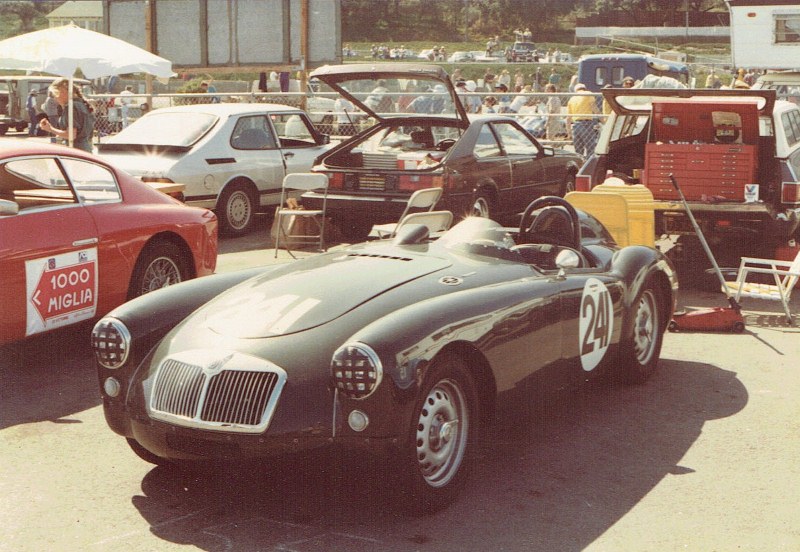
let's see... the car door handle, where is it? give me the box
[73,238,98,247]
[284,152,295,158]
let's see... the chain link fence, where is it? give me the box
[87,89,603,156]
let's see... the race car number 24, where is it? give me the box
[579,278,614,372]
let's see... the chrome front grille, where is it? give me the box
[148,350,286,433]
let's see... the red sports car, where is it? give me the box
[0,139,218,347]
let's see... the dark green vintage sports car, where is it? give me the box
[92,197,678,512]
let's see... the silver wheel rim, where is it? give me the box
[415,378,469,488]
[226,190,251,230]
[141,256,181,293]
[633,290,658,365]
[472,197,490,218]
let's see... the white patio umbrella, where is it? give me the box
[0,23,174,146]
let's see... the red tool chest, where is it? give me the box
[642,99,759,201]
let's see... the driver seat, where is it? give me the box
[526,205,576,247]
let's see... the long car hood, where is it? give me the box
[190,251,451,339]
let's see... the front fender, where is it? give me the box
[105,267,267,341]
[610,246,678,333]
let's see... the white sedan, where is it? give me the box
[97,104,334,236]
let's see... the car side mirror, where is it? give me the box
[0,199,19,216]
[542,146,554,157]
[555,248,580,269]
[320,134,330,145]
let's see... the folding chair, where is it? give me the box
[369,187,443,239]
[393,210,453,237]
[273,173,329,258]
[723,250,800,325]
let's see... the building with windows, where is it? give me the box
[46,1,103,31]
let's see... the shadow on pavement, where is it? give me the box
[128,359,746,551]
[0,323,99,430]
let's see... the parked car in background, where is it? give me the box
[509,41,538,62]
[0,138,217,348]
[97,103,333,236]
[447,51,476,63]
[752,71,800,104]
[304,63,583,240]
[92,198,677,513]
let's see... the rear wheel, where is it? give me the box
[127,241,189,300]
[619,280,664,384]
[218,182,255,236]
[471,190,494,219]
[399,355,480,513]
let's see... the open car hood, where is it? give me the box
[309,63,468,123]
[602,88,777,116]
[190,251,451,339]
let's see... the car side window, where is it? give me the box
[270,113,318,148]
[782,110,800,148]
[0,157,76,212]
[474,125,502,158]
[231,115,277,150]
[492,122,540,155]
[60,159,121,204]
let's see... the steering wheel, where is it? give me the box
[518,196,582,250]
[435,138,457,151]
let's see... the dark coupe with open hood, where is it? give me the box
[303,64,583,240]
[92,197,677,512]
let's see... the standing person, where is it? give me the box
[548,68,561,87]
[544,83,562,141]
[119,85,135,128]
[200,80,220,103]
[566,83,598,157]
[39,78,96,153]
[26,89,38,136]
[42,89,60,143]
[334,91,356,136]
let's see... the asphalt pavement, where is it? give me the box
[2,212,799,551]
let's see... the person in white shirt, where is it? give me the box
[119,85,135,128]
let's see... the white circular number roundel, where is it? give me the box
[579,278,614,372]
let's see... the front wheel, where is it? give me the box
[619,281,664,384]
[399,355,480,513]
[127,241,188,300]
[217,183,255,236]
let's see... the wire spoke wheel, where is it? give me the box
[141,255,181,293]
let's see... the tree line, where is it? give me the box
[341,0,728,42]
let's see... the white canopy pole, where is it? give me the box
[68,76,74,148]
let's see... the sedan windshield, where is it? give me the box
[104,112,218,147]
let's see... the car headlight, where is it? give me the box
[91,317,131,369]
[331,342,382,399]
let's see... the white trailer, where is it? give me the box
[727,0,800,69]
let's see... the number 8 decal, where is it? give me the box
[579,277,614,371]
